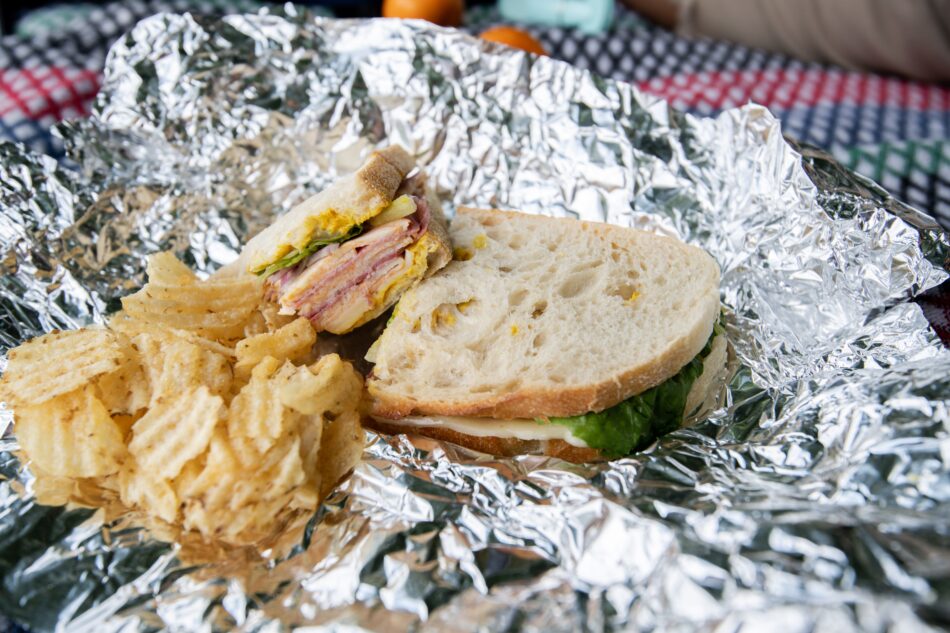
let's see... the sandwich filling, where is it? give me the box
[381,320,725,456]
[258,179,437,334]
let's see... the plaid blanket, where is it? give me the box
[0,0,947,347]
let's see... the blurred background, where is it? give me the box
[0,0,948,235]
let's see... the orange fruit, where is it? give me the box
[479,26,547,56]
[382,0,465,27]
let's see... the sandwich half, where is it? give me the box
[365,207,727,462]
[236,146,452,334]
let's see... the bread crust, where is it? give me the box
[366,337,729,464]
[369,208,721,420]
[358,145,415,201]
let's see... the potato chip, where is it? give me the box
[230,434,305,508]
[242,310,268,338]
[129,385,223,480]
[276,354,363,417]
[174,428,238,507]
[145,252,198,286]
[130,334,232,408]
[258,300,296,331]
[227,357,301,464]
[0,328,124,406]
[234,318,316,381]
[109,312,235,358]
[120,275,264,341]
[30,470,76,506]
[15,386,126,478]
[119,465,179,523]
[111,413,141,440]
[95,348,150,415]
[317,410,363,498]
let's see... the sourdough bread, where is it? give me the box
[368,207,721,419]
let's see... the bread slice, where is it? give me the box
[238,146,416,274]
[367,332,728,463]
[367,207,721,419]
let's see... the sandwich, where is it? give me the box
[234,146,452,334]
[364,207,727,462]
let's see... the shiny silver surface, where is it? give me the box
[0,10,948,632]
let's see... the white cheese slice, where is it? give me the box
[374,414,589,447]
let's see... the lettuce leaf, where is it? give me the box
[550,320,723,458]
[253,224,363,277]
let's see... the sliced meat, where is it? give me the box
[266,195,431,331]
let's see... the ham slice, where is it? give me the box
[266,195,431,332]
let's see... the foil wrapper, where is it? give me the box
[1,9,949,632]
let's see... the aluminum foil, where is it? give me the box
[1,8,949,632]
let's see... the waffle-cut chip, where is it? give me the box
[145,252,198,286]
[109,312,235,358]
[0,328,124,406]
[95,347,150,415]
[129,385,223,480]
[121,274,264,341]
[209,437,307,544]
[234,318,316,381]
[119,465,179,524]
[15,386,126,478]
[227,357,300,464]
[30,469,76,506]
[174,428,237,509]
[134,335,232,408]
[316,410,364,498]
[276,354,363,417]
[259,300,297,332]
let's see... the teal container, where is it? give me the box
[499,0,614,34]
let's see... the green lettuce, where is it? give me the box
[550,320,723,458]
[253,224,364,277]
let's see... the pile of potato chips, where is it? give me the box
[0,253,364,546]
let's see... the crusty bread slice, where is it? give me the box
[367,207,721,419]
[238,145,416,274]
[367,333,729,463]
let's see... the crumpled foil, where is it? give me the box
[1,8,949,632]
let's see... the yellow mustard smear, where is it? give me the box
[472,234,489,249]
[625,290,640,304]
[510,324,519,335]
[294,206,381,250]
[372,234,435,307]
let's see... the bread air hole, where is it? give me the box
[609,282,637,301]
[500,378,522,393]
[531,301,547,319]
[532,332,545,348]
[509,289,528,307]
[558,271,595,298]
